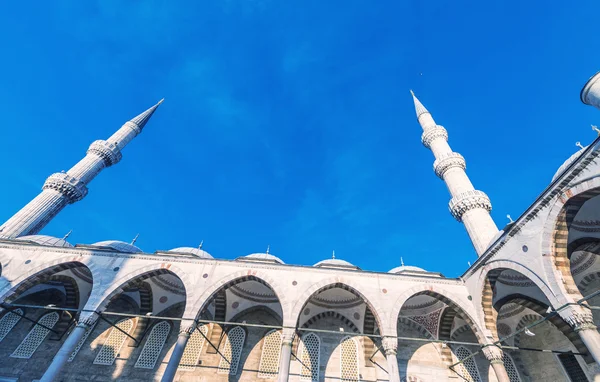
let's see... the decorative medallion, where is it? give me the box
[303,308,310,316]
[159,296,168,304]
[232,302,239,309]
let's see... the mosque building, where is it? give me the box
[1,71,600,382]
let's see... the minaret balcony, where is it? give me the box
[43,173,88,203]
[87,140,122,166]
[433,152,466,178]
[448,190,492,221]
[421,125,448,149]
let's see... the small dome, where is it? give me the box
[16,235,73,248]
[239,253,285,264]
[552,147,587,182]
[168,247,213,259]
[388,265,427,274]
[314,258,358,269]
[93,240,143,254]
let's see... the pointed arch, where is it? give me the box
[339,336,360,382]
[10,311,59,359]
[258,329,283,378]
[93,318,135,365]
[453,346,482,382]
[135,320,171,369]
[218,325,246,375]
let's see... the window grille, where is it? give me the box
[218,326,246,375]
[557,353,588,382]
[453,346,482,382]
[503,353,521,382]
[299,332,320,381]
[0,309,22,343]
[258,330,282,378]
[10,312,59,359]
[93,318,134,365]
[135,321,171,369]
[68,322,98,362]
[179,324,208,371]
[340,336,360,382]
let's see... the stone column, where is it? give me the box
[482,345,510,382]
[563,309,600,365]
[40,312,99,382]
[277,329,295,382]
[382,337,401,382]
[161,320,196,382]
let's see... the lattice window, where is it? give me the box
[10,312,59,359]
[258,330,282,378]
[68,322,98,362]
[557,353,588,382]
[0,309,22,343]
[453,346,482,382]
[299,332,320,381]
[503,353,521,382]
[135,321,171,369]
[340,336,360,382]
[93,318,134,365]
[179,324,208,371]
[218,326,246,375]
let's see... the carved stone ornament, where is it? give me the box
[564,310,597,332]
[179,320,198,335]
[433,152,466,178]
[481,345,504,364]
[87,140,122,167]
[449,190,492,221]
[43,173,88,203]
[421,125,448,149]
[382,337,398,355]
[78,311,99,327]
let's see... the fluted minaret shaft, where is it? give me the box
[412,92,498,255]
[0,100,163,238]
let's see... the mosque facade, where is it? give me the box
[1,72,600,382]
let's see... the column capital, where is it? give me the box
[482,345,504,365]
[179,319,197,335]
[78,311,99,327]
[281,328,295,346]
[382,337,398,356]
[561,307,597,332]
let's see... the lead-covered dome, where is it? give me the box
[314,258,359,270]
[93,240,143,254]
[388,265,427,274]
[168,247,213,259]
[238,253,285,264]
[552,147,587,182]
[15,235,73,248]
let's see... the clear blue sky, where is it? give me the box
[1,1,599,277]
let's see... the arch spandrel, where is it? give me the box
[289,276,390,336]
[188,269,289,323]
[84,262,192,314]
[390,284,485,343]
[0,257,99,303]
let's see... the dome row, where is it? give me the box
[11,235,430,274]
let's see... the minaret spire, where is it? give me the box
[411,91,498,255]
[0,100,163,238]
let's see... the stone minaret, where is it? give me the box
[0,100,163,238]
[411,91,498,255]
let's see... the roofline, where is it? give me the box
[462,133,600,278]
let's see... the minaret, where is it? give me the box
[0,100,163,238]
[411,91,498,255]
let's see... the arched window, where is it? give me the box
[11,312,59,359]
[135,321,171,369]
[68,321,98,362]
[258,329,282,378]
[0,309,23,343]
[340,336,360,382]
[218,326,246,375]
[93,318,135,365]
[299,332,320,381]
[503,353,522,382]
[179,323,208,371]
[453,346,482,382]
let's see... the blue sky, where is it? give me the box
[1,1,599,277]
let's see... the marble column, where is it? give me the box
[382,337,401,382]
[277,329,295,382]
[482,345,510,382]
[563,308,600,365]
[161,319,196,382]
[40,312,99,382]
